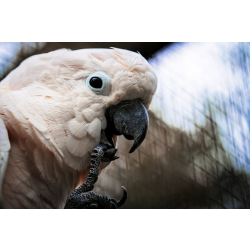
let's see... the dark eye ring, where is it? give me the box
[89,77,103,89]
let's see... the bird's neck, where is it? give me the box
[1,138,79,209]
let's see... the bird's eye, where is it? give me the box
[86,72,110,95]
[89,77,103,89]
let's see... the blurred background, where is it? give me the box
[1,42,250,209]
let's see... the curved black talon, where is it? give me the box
[117,186,127,208]
[110,186,127,208]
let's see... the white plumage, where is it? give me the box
[0,48,157,208]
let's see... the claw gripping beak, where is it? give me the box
[105,99,149,153]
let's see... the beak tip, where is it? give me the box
[129,146,136,154]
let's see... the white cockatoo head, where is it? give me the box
[0,48,157,172]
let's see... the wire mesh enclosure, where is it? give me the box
[96,43,250,208]
[1,42,250,208]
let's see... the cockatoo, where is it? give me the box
[0,48,157,209]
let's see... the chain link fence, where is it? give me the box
[1,42,250,208]
[96,43,250,208]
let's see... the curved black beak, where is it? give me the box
[105,99,149,153]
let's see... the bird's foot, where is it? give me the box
[64,143,127,209]
[64,187,127,209]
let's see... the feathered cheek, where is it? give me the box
[87,118,102,142]
[64,118,102,170]
[68,119,88,139]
